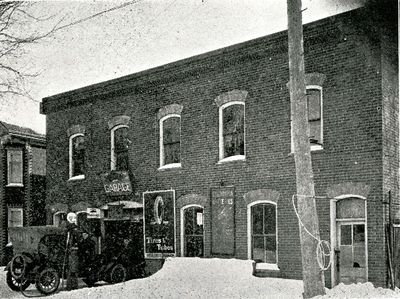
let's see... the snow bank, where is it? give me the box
[48,257,304,299]
[315,282,400,298]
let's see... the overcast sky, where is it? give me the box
[1,0,365,134]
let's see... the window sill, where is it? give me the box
[218,155,246,164]
[68,175,85,181]
[254,263,280,271]
[310,144,323,151]
[158,163,182,171]
[288,144,324,156]
[6,183,24,187]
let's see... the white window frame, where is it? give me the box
[291,85,323,152]
[247,200,279,270]
[69,133,85,180]
[218,101,246,163]
[7,149,23,187]
[110,124,128,171]
[159,114,181,170]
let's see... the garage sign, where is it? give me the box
[101,171,132,196]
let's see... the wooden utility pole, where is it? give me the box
[287,0,325,297]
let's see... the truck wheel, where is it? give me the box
[10,254,27,279]
[109,264,127,284]
[35,268,60,295]
[6,271,30,291]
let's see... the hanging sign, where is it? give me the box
[101,171,132,196]
[143,190,176,259]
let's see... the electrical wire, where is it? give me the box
[292,194,332,271]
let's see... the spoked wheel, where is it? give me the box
[109,264,127,284]
[6,271,30,291]
[10,254,27,280]
[35,268,60,295]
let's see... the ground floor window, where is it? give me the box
[8,208,23,242]
[183,206,204,257]
[251,202,277,264]
[53,211,67,227]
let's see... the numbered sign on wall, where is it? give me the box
[211,187,235,255]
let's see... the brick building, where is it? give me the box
[0,122,46,264]
[40,7,398,287]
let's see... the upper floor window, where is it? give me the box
[219,102,245,161]
[289,73,326,152]
[111,125,130,171]
[160,115,181,168]
[7,149,23,186]
[307,87,323,146]
[157,104,183,170]
[214,90,247,163]
[69,133,85,179]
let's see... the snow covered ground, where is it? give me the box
[1,258,400,299]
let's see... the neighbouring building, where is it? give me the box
[40,7,398,288]
[0,122,46,264]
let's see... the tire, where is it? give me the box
[35,268,60,295]
[6,271,30,291]
[10,254,27,280]
[109,264,127,284]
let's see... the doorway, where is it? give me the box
[182,205,204,257]
[333,197,367,285]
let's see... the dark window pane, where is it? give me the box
[353,224,365,244]
[309,120,321,144]
[186,236,203,257]
[252,205,263,235]
[307,89,321,120]
[265,236,277,264]
[116,151,129,171]
[341,225,352,245]
[163,117,180,165]
[184,208,194,235]
[114,127,129,171]
[264,204,276,235]
[223,104,244,158]
[72,135,85,176]
[252,236,264,261]
[115,127,129,153]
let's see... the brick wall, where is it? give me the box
[43,9,398,287]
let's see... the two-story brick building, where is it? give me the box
[0,122,46,264]
[40,7,398,288]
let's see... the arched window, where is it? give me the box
[249,202,277,264]
[219,102,245,161]
[69,133,85,179]
[160,115,181,168]
[111,125,130,171]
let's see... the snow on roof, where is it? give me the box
[0,121,45,139]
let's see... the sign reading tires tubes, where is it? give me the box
[143,190,176,259]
